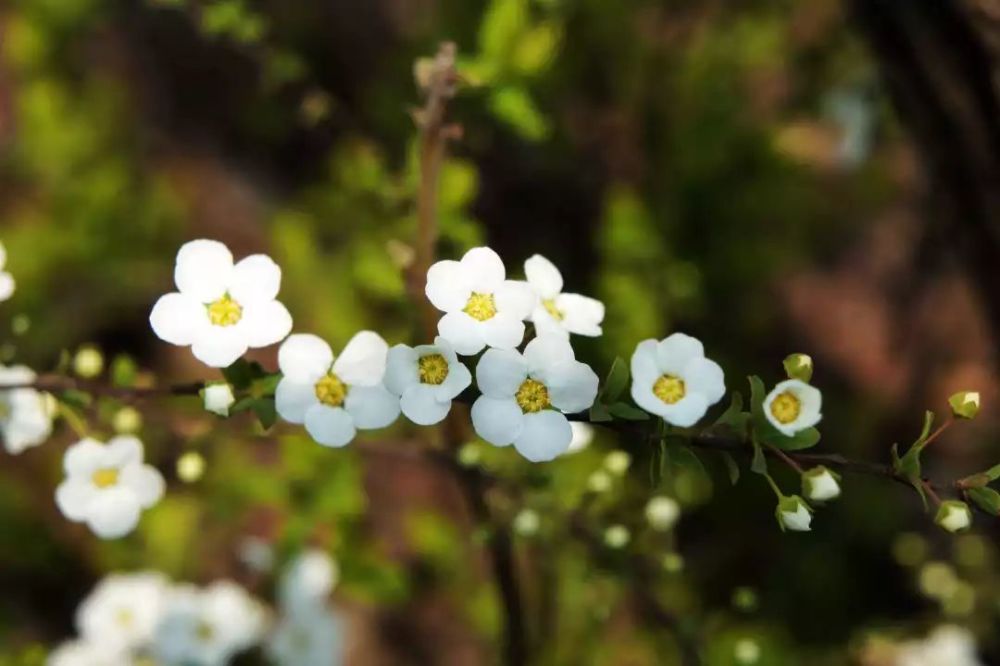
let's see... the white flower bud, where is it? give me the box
[73,346,104,378]
[112,406,143,434]
[734,638,761,664]
[603,524,630,549]
[935,500,972,533]
[176,451,206,483]
[513,509,540,537]
[587,470,613,493]
[645,496,680,531]
[203,382,235,417]
[567,422,594,453]
[603,450,631,476]
[776,495,812,532]
[802,466,841,502]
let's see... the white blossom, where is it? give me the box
[471,336,598,462]
[55,436,165,539]
[383,337,472,425]
[149,239,292,368]
[604,524,630,548]
[0,364,55,454]
[523,254,604,337]
[267,609,343,666]
[425,247,535,355]
[203,382,235,417]
[567,422,594,453]
[763,379,822,436]
[630,333,726,427]
[275,332,399,448]
[0,241,15,302]
[76,572,168,655]
[48,639,125,666]
[802,466,840,502]
[513,509,540,536]
[279,549,339,616]
[776,496,812,532]
[936,501,972,533]
[645,496,681,531]
[898,625,983,666]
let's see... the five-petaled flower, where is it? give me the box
[425,246,535,355]
[764,379,822,436]
[149,239,293,367]
[55,436,165,539]
[0,364,55,454]
[471,336,599,462]
[384,337,472,425]
[523,254,605,337]
[630,333,726,427]
[75,571,168,656]
[275,332,399,447]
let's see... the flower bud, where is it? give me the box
[734,638,761,664]
[603,450,631,476]
[112,406,143,434]
[587,470,612,493]
[776,495,812,532]
[567,422,594,453]
[603,524,630,549]
[176,451,206,483]
[935,500,972,533]
[458,442,482,467]
[802,466,841,503]
[948,391,980,420]
[645,496,681,531]
[513,509,540,537]
[73,346,104,379]
[203,382,235,417]
[783,353,813,383]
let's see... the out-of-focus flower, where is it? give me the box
[0,365,55,454]
[630,333,725,427]
[523,254,604,337]
[203,383,235,417]
[55,436,165,539]
[603,450,631,476]
[0,242,14,302]
[268,608,343,666]
[763,379,822,436]
[587,470,612,493]
[149,239,292,367]
[513,509,540,536]
[76,572,168,655]
[603,524,630,549]
[73,346,104,379]
[384,337,471,425]
[776,495,812,532]
[897,625,983,666]
[425,247,535,355]
[238,537,275,574]
[645,496,681,531]
[275,332,399,448]
[734,638,761,664]
[279,549,339,615]
[935,501,972,534]
[112,407,143,434]
[566,422,594,453]
[802,466,840,503]
[48,639,123,666]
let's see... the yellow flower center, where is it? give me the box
[515,378,551,413]
[315,373,348,407]
[770,391,801,424]
[463,292,497,321]
[542,298,564,321]
[117,609,134,627]
[207,294,243,327]
[196,620,214,642]
[418,353,449,385]
[653,375,686,405]
[91,467,119,488]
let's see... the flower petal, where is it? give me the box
[275,379,318,424]
[86,488,141,539]
[524,254,563,299]
[119,464,165,508]
[544,361,599,413]
[438,311,486,356]
[344,385,399,429]
[64,438,108,476]
[656,333,705,375]
[682,357,726,406]
[229,254,282,305]
[630,339,661,387]
[241,300,293,348]
[383,345,420,396]
[55,479,96,522]
[523,335,575,372]
[401,385,451,425]
[105,436,144,467]
[476,349,528,398]
[436,360,471,401]
[304,405,357,448]
[0,272,15,302]
[471,397,524,446]
[480,313,526,350]
[495,280,536,321]
[191,326,248,368]
[278,334,333,382]
[659,393,709,427]
[332,331,389,387]
[631,382,669,418]
[460,246,506,292]
[425,260,471,312]
[149,293,207,346]
[557,293,604,337]
[173,239,233,303]
[513,410,572,462]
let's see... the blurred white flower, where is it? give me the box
[898,625,983,666]
[383,337,471,425]
[734,638,761,664]
[935,501,972,534]
[55,436,165,539]
[604,524,630,548]
[566,422,594,453]
[154,581,267,666]
[149,239,292,367]
[425,247,535,355]
[48,639,124,666]
[0,242,15,302]
[76,572,168,655]
[587,469,613,493]
[72,347,104,379]
[630,333,725,427]
[523,254,604,337]
[0,365,55,454]
[275,332,399,448]
[237,536,275,574]
[513,509,540,536]
[279,549,339,615]
[645,496,681,531]
[802,466,840,502]
[603,450,631,476]
[471,336,598,462]
[203,382,235,417]
[763,379,822,436]
[268,609,343,666]
[776,496,812,532]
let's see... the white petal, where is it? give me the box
[530,304,568,336]
[630,339,661,387]
[400,385,452,425]
[659,393,709,427]
[460,246,506,292]
[332,331,389,387]
[471,397,524,446]
[86,489,141,539]
[149,293,206,346]
[544,361,599,413]
[64,438,108,476]
[656,333,705,374]
[438,311,486,356]
[383,345,420,396]
[55,479,96,522]
[119,464,165,508]
[631,382,670,418]
[0,272,14,302]
[279,334,333,381]
[275,379,319,424]
[495,280,536,321]
[191,326,248,368]
[476,349,527,398]
[524,254,563,299]
[480,313,526,350]
[425,260,471,312]
[513,410,572,462]
[344,385,399,429]
[304,405,357,448]
[173,239,233,302]
[523,335,575,372]
[228,254,281,305]
[436,360,471,401]
[682,357,726,405]
[557,293,604,337]
[105,436,143,467]
[241,300,293,348]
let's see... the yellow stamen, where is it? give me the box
[542,298,564,321]
[516,378,551,413]
[91,468,119,488]
[207,294,243,327]
[117,609,134,627]
[653,375,686,405]
[463,292,497,321]
[770,391,801,424]
[315,373,348,407]
[418,353,449,385]
[196,620,214,642]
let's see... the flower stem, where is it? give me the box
[765,443,805,474]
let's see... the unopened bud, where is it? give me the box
[802,466,841,503]
[203,382,235,417]
[645,496,681,531]
[948,391,980,420]
[935,500,972,533]
[776,495,812,532]
[73,346,104,378]
[783,353,813,383]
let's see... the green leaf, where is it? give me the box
[914,410,935,450]
[891,442,927,510]
[600,357,629,403]
[511,21,562,75]
[767,427,821,451]
[714,391,749,437]
[750,441,768,476]
[222,359,268,391]
[110,354,138,387]
[720,452,741,485]
[479,0,528,63]
[489,87,550,141]
[251,398,277,430]
[608,402,648,421]
[968,487,1000,515]
[985,463,1000,481]
[589,402,612,423]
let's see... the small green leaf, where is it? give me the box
[714,391,749,437]
[967,486,1000,515]
[589,402,612,423]
[766,427,821,451]
[985,463,1000,481]
[915,411,935,449]
[750,441,768,476]
[600,357,629,403]
[608,402,648,421]
[251,398,277,430]
[720,452,741,485]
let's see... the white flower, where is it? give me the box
[776,496,812,532]
[48,639,125,666]
[763,379,822,436]
[645,496,681,531]
[0,364,55,454]
[523,254,604,337]
[425,246,535,355]
[383,337,472,425]
[55,436,165,539]
[734,638,761,664]
[203,383,235,416]
[0,242,15,302]
[604,524,630,548]
[279,549,339,615]
[513,509,540,536]
[149,239,293,368]
[154,581,267,666]
[268,608,343,666]
[898,625,983,666]
[802,466,840,502]
[76,572,168,654]
[567,422,594,453]
[630,333,726,427]
[275,332,399,448]
[471,336,599,462]
[935,501,972,533]
[603,450,631,475]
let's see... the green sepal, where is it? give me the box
[967,486,1000,516]
[599,357,629,404]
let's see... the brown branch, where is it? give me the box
[0,376,203,400]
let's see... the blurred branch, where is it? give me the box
[0,377,202,400]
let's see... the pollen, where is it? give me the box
[418,353,449,385]
[116,609,134,627]
[653,375,686,405]
[207,294,243,327]
[770,391,801,424]
[315,373,348,407]
[196,620,215,642]
[516,378,551,413]
[463,292,497,321]
[542,298,564,321]
[91,467,119,488]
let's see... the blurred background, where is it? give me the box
[1,0,1000,663]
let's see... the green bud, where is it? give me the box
[776,495,812,532]
[783,353,813,383]
[603,524,630,549]
[935,500,972,533]
[603,450,631,476]
[112,406,143,434]
[73,345,104,379]
[948,391,980,419]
